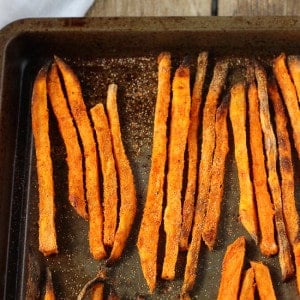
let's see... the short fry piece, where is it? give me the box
[202,95,229,250]
[255,65,294,281]
[273,53,300,159]
[230,83,258,242]
[239,268,255,300]
[91,283,104,300]
[162,63,191,280]
[287,55,300,104]
[55,57,106,260]
[44,268,55,300]
[137,52,171,292]
[248,82,277,256]
[47,63,87,220]
[32,66,58,256]
[90,103,118,247]
[268,80,300,290]
[217,236,246,300]
[106,84,137,263]
[182,60,229,294]
[180,52,208,251]
[251,261,276,300]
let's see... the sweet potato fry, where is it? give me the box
[55,56,106,260]
[91,283,104,300]
[248,81,277,256]
[180,52,208,251]
[268,80,300,290]
[182,60,229,294]
[106,84,137,264]
[217,236,246,300]
[239,268,255,300]
[44,268,55,300]
[230,82,258,242]
[90,103,118,248]
[255,65,294,281]
[250,261,276,300]
[287,55,300,103]
[202,95,229,250]
[47,63,87,220]
[137,52,171,292]
[162,63,191,280]
[273,53,300,159]
[31,66,58,256]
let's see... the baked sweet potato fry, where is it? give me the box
[248,81,277,256]
[182,60,229,294]
[90,103,118,248]
[217,236,246,300]
[47,63,87,220]
[106,83,137,264]
[31,66,58,256]
[250,261,276,300]
[268,80,300,290]
[287,55,300,103]
[55,56,106,260]
[44,268,55,300]
[91,283,104,300]
[230,82,258,242]
[137,52,171,292]
[162,63,191,280]
[273,53,300,159]
[255,65,294,281]
[239,268,255,300]
[202,95,229,250]
[180,52,208,251]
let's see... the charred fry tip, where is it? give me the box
[197,51,209,64]
[181,55,192,67]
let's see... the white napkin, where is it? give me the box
[0,0,94,29]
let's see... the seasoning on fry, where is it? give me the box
[32,65,58,256]
[137,52,171,292]
[162,62,191,280]
[180,52,208,251]
[106,83,137,264]
[90,103,118,248]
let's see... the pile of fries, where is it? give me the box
[32,51,300,298]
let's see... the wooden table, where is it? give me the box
[86,0,300,17]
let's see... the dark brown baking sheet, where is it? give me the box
[1,17,300,299]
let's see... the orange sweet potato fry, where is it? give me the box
[239,268,255,300]
[162,63,191,280]
[287,55,300,104]
[90,103,118,248]
[106,84,137,264]
[55,56,106,260]
[31,66,58,256]
[137,52,171,292]
[91,283,104,300]
[217,236,246,300]
[44,268,55,300]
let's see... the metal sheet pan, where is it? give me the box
[1,17,300,299]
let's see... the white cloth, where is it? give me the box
[0,0,94,29]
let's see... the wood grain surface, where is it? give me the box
[87,0,297,17]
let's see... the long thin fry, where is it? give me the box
[239,268,255,300]
[162,63,191,280]
[106,84,137,264]
[137,52,171,292]
[202,95,229,250]
[44,268,55,300]
[91,283,104,300]
[182,60,229,294]
[180,52,208,251]
[90,103,118,248]
[47,63,88,220]
[268,80,300,290]
[255,65,294,281]
[250,261,276,300]
[217,236,246,300]
[230,82,258,242]
[32,66,58,256]
[248,81,277,256]
[273,53,300,159]
[287,55,300,103]
[55,57,106,260]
